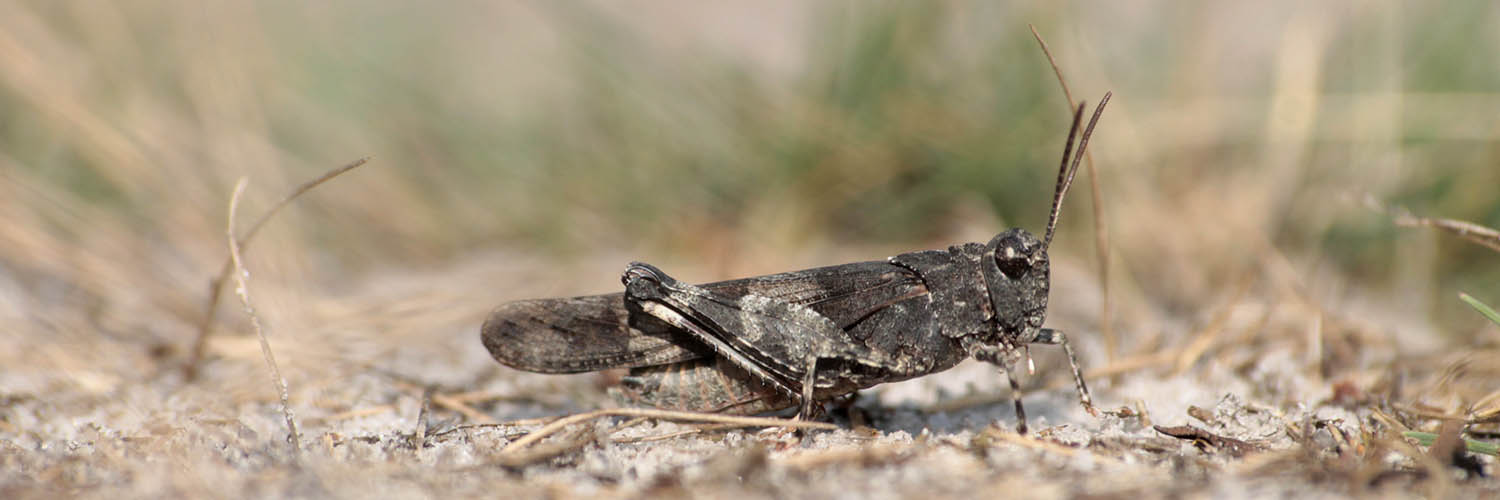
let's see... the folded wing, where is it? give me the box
[481,293,705,373]
[481,261,927,373]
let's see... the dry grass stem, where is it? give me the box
[500,408,836,454]
[610,423,737,444]
[226,178,302,454]
[412,386,434,450]
[1392,403,1482,423]
[1473,390,1500,419]
[186,157,371,380]
[1031,24,1116,365]
[494,426,600,468]
[390,380,499,424]
[1364,193,1500,253]
[425,410,599,438]
[490,418,654,467]
[432,392,498,424]
[1394,213,1500,253]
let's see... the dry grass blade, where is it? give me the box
[1363,193,1500,253]
[1030,24,1116,365]
[1472,390,1500,422]
[411,386,434,450]
[431,392,497,424]
[494,426,600,468]
[391,380,499,424]
[610,422,749,444]
[500,408,836,454]
[186,157,372,381]
[226,178,301,455]
[1394,213,1500,253]
[425,413,572,440]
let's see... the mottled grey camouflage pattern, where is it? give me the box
[481,95,1111,432]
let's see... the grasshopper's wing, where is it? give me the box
[621,262,930,398]
[702,261,929,331]
[482,293,709,373]
[482,261,927,374]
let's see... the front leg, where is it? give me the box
[1031,328,1097,416]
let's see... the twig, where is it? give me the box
[227,178,301,455]
[186,157,371,381]
[1031,24,1116,365]
[500,408,835,454]
[1154,424,1261,457]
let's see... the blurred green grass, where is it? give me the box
[2,1,1497,340]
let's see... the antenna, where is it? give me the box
[1043,91,1111,250]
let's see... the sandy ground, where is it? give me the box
[4,2,1498,498]
[2,252,1496,499]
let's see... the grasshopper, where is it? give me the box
[483,93,1110,433]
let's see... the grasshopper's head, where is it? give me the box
[981,228,1050,351]
[970,94,1109,366]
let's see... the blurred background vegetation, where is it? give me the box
[2,0,1497,366]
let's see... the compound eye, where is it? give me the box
[996,247,1031,280]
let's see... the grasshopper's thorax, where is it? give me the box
[969,228,1050,364]
[887,229,1051,366]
